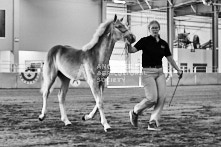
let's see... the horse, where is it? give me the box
[38,15,136,132]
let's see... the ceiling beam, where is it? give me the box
[174,2,216,17]
[128,1,221,17]
[130,1,167,11]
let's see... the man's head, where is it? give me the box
[148,20,160,37]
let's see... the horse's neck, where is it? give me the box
[99,34,115,64]
[91,29,115,65]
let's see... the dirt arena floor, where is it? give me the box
[0,85,221,147]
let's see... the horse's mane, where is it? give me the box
[82,19,113,51]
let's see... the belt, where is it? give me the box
[143,65,162,68]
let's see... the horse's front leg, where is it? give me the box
[82,80,105,120]
[82,105,98,121]
[86,79,111,132]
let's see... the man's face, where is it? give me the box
[149,23,160,37]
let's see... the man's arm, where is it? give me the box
[126,44,138,53]
[166,55,183,76]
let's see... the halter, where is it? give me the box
[114,25,132,56]
[114,24,132,39]
[112,21,134,55]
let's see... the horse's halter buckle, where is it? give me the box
[115,25,131,39]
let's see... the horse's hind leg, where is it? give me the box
[39,69,57,121]
[57,73,71,126]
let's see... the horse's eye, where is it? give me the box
[119,25,124,29]
[116,25,122,29]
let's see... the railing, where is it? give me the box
[0,64,42,73]
[0,64,219,73]
[0,64,221,88]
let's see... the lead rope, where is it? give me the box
[121,39,129,56]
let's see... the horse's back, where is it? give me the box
[46,45,83,62]
[48,45,80,56]
[44,45,85,79]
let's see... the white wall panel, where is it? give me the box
[20,0,102,51]
[0,0,13,51]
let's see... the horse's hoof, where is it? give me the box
[64,120,72,126]
[38,115,45,121]
[38,116,45,121]
[104,127,112,132]
[65,123,72,127]
[82,115,86,121]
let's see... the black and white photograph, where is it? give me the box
[0,0,221,146]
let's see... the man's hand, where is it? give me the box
[125,34,136,45]
[177,70,183,79]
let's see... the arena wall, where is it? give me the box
[0,0,103,51]
[0,0,104,72]
[0,0,13,51]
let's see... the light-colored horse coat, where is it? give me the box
[38,15,135,132]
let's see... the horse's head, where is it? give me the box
[112,15,136,44]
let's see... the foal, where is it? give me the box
[38,15,135,132]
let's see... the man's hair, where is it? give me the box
[148,20,160,30]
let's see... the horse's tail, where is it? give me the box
[40,45,60,93]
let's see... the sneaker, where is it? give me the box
[129,110,138,127]
[148,120,161,131]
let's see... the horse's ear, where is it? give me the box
[114,14,117,22]
[120,17,124,22]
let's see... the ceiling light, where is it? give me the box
[113,0,126,4]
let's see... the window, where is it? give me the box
[0,10,5,38]
[193,63,207,73]
[180,63,188,72]
[25,60,44,72]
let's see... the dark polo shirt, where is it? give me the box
[134,35,172,68]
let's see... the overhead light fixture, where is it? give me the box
[167,0,173,6]
[191,5,196,13]
[201,0,213,6]
[144,0,152,9]
[113,0,126,4]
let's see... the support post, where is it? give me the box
[126,5,132,73]
[101,0,106,22]
[167,1,174,57]
[212,1,218,72]
[12,0,20,72]
[167,0,174,85]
